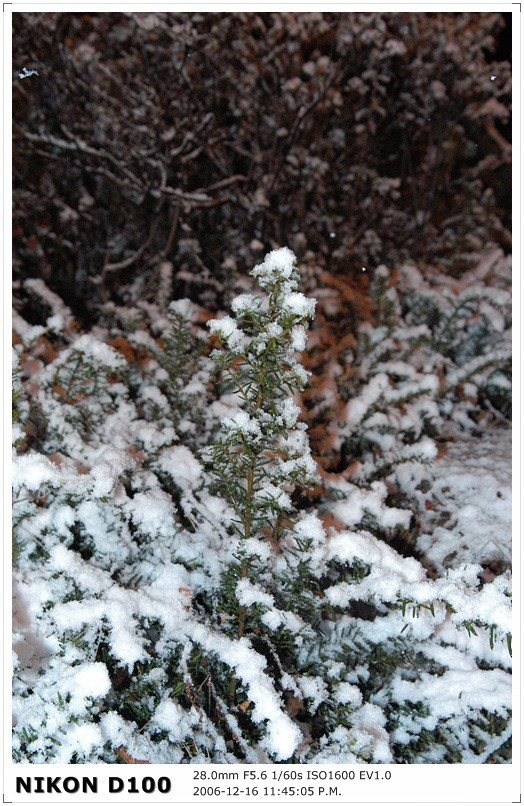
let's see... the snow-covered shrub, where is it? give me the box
[335,253,511,481]
[12,350,29,445]
[328,251,511,581]
[202,247,318,692]
[12,250,511,764]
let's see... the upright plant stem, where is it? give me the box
[230,360,266,701]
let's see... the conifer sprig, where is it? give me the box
[203,248,317,674]
[204,247,317,546]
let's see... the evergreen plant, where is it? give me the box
[12,249,512,764]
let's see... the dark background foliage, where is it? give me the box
[13,12,511,325]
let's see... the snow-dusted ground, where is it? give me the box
[417,427,511,575]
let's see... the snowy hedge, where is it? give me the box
[13,247,511,763]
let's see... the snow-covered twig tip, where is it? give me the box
[19,67,39,79]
